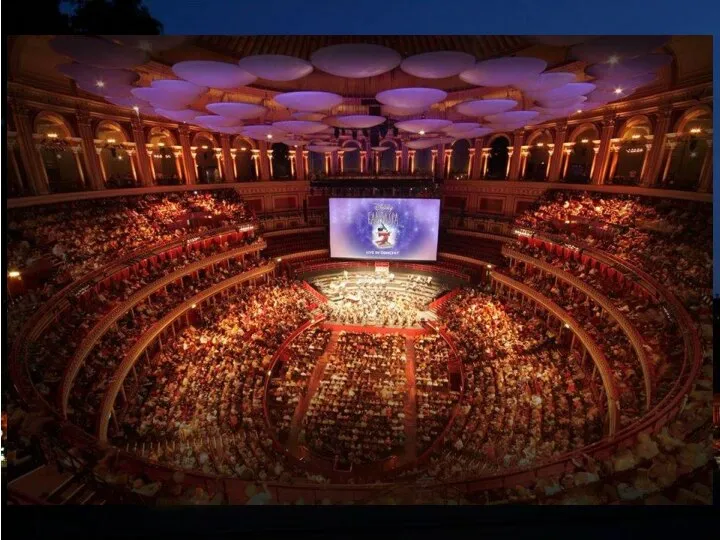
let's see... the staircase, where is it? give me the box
[6,464,106,505]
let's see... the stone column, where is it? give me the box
[520,149,529,179]
[592,115,617,185]
[660,142,677,185]
[431,149,438,177]
[589,145,600,179]
[178,125,197,184]
[508,130,525,179]
[471,138,484,180]
[76,110,105,190]
[130,117,152,186]
[607,145,621,182]
[444,148,453,178]
[251,150,261,179]
[643,106,672,186]
[146,148,157,183]
[7,139,28,194]
[548,123,568,182]
[173,150,184,183]
[257,141,271,180]
[95,147,108,184]
[698,139,713,192]
[505,148,514,179]
[296,149,306,180]
[468,148,476,178]
[9,102,48,195]
[408,150,417,173]
[220,134,236,182]
[481,148,491,178]
[126,148,138,183]
[214,148,225,180]
[302,150,309,178]
[401,146,409,174]
[639,142,653,180]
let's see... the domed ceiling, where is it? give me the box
[9,35,712,148]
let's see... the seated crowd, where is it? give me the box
[115,279,322,482]
[7,190,252,342]
[300,332,407,466]
[513,191,712,327]
[426,289,603,480]
[413,335,460,453]
[267,327,332,442]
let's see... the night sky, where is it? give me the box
[145,0,718,293]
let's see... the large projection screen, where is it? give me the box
[329,198,440,261]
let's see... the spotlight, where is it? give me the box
[7,270,21,278]
[576,109,583,114]
[419,130,425,135]
[132,105,140,113]
[47,133,58,138]
[607,55,620,65]
[266,133,273,139]
[95,80,105,88]
[614,88,623,95]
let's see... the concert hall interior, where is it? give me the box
[3,34,716,507]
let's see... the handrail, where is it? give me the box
[262,226,326,238]
[59,240,267,417]
[503,245,653,411]
[97,263,276,442]
[491,271,619,437]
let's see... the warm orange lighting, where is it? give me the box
[201,145,208,149]
[564,323,570,329]
[47,132,58,138]
[157,142,165,147]
[581,138,589,143]
[191,303,197,308]
[107,138,116,144]
[690,127,702,134]
[241,147,247,151]
[536,142,544,147]
[7,270,21,278]
[631,134,641,139]
[266,134,273,139]
[132,105,140,113]
[419,130,425,135]
[486,264,492,269]
[576,109,582,114]
[564,220,570,224]
[276,258,282,263]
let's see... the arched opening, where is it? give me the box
[665,111,712,190]
[415,148,432,175]
[610,118,652,186]
[34,112,84,193]
[450,139,471,179]
[566,125,599,183]
[380,142,396,173]
[342,142,361,174]
[309,151,325,176]
[96,121,134,188]
[271,142,291,180]
[149,129,180,185]
[232,138,256,181]
[523,132,552,181]
[486,136,510,179]
[194,134,221,184]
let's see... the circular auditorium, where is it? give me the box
[3,35,714,506]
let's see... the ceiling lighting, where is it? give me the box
[157,142,165,147]
[690,151,698,158]
[266,133,273,139]
[631,134,641,139]
[132,105,140,113]
[241,147,247,151]
[607,55,620,65]
[614,88,623,95]
[47,132,58,138]
[419,130,425,135]
[581,139,589,143]
[690,127,702,134]
[576,109,582,114]
[191,303,197,308]
[7,270,21,278]
[118,156,123,160]
[536,142,544,147]
[95,80,105,88]
[107,138,116,143]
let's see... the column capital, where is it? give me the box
[75,109,92,126]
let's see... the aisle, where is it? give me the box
[286,330,339,453]
[402,336,418,462]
